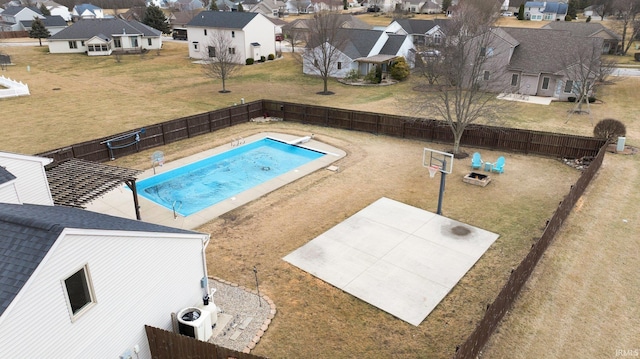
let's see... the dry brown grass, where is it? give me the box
[1,35,639,358]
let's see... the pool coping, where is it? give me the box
[85,132,346,230]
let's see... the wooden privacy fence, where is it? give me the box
[262,100,605,159]
[38,101,264,163]
[145,325,267,359]
[452,144,607,359]
[38,100,604,164]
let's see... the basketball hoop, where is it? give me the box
[428,165,440,178]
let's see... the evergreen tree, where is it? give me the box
[39,4,51,16]
[143,5,171,35]
[237,3,245,12]
[29,17,50,47]
[441,0,451,13]
[210,0,219,10]
[517,3,525,19]
[567,0,577,19]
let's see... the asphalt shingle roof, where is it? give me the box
[543,22,622,40]
[379,34,406,55]
[393,19,447,35]
[49,18,160,40]
[0,167,16,185]
[0,203,199,316]
[501,27,603,75]
[2,6,42,16]
[186,10,259,29]
[339,28,383,59]
[20,15,67,28]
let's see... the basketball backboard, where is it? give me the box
[422,148,453,174]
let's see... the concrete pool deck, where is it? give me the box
[85,132,346,229]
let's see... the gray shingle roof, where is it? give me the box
[0,167,16,185]
[186,11,259,29]
[49,18,160,41]
[501,27,603,75]
[0,203,199,316]
[542,22,622,40]
[20,15,67,28]
[339,28,383,59]
[379,34,406,55]
[2,6,42,16]
[392,19,447,35]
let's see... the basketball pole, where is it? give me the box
[434,158,446,215]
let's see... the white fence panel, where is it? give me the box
[0,75,30,98]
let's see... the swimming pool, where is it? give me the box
[135,138,326,216]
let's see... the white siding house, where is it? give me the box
[48,18,162,56]
[303,28,414,78]
[186,11,276,63]
[0,152,53,205]
[0,6,43,31]
[0,154,212,359]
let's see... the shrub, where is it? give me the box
[344,69,360,81]
[564,14,572,21]
[586,16,591,22]
[260,56,266,62]
[246,58,254,65]
[364,68,378,83]
[593,119,626,143]
[389,57,410,81]
[268,54,275,60]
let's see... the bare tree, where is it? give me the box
[201,31,242,93]
[412,0,506,155]
[593,0,615,20]
[560,37,603,122]
[613,0,640,55]
[301,12,349,95]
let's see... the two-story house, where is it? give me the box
[186,11,276,63]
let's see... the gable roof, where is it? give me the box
[73,3,102,14]
[391,18,448,35]
[186,10,259,29]
[500,27,602,75]
[20,15,67,28]
[0,167,16,185]
[379,33,406,55]
[49,18,161,40]
[1,6,42,16]
[542,22,622,40]
[0,202,199,316]
[336,28,382,59]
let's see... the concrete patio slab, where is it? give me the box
[283,197,500,326]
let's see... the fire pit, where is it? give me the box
[463,172,491,187]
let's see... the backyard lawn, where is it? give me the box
[1,31,639,358]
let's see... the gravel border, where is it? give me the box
[207,277,276,353]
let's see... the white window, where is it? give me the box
[131,37,138,48]
[483,70,490,81]
[231,31,235,38]
[193,41,199,51]
[208,46,216,57]
[511,73,518,86]
[204,29,207,36]
[68,41,77,49]
[229,47,236,55]
[63,264,96,321]
[114,38,121,48]
[433,33,441,44]
[337,62,342,69]
[148,38,152,46]
[564,80,574,93]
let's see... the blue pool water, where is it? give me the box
[136,138,325,216]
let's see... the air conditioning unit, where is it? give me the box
[177,307,212,341]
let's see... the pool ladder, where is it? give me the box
[231,137,245,147]
[172,200,183,219]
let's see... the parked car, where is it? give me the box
[367,5,380,12]
[501,11,513,16]
[172,29,187,41]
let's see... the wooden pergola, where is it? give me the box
[45,158,143,220]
